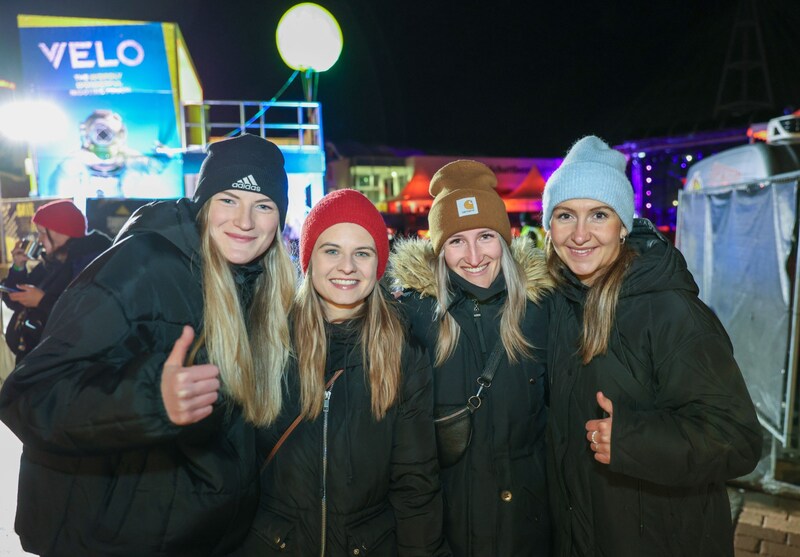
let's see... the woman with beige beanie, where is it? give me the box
[390,160,554,556]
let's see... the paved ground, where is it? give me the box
[0,423,29,556]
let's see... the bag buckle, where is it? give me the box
[469,376,491,410]
[467,395,482,411]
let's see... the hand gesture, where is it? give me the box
[585,391,614,465]
[11,240,30,268]
[161,325,220,426]
[9,284,45,308]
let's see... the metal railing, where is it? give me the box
[181,100,324,152]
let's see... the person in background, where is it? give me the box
[0,133,295,557]
[244,189,449,556]
[542,135,762,556]
[390,160,553,557]
[519,211,546,249]
[2,199,111,363]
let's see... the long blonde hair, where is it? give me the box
[545,238,636,364]
[194,204,295,426]
[292,262,403,421]
[432,240,532,367]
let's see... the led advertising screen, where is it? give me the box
[18,16,184,203]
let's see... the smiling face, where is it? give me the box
[548,198,627,286]
[310,222,379,322]
[442,227,503,288]
[206,189,280,265]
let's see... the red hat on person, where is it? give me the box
[300,189,389,278]
[32,200,87,238]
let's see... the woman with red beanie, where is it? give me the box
[243,189,450,556]
[2,199,111,362]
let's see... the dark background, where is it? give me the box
[0,0,798,157]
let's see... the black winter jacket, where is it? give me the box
[0,199,259,557]
[2,230,111,362]
[546,219,762,557]
[390,237,554,557]
[243,319,449,557]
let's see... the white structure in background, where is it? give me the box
[677,112,800,491]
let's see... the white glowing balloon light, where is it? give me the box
[0,100,70,144]
[276,3,343,72]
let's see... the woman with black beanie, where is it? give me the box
[0,133,296,557]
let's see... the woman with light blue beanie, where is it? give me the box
[542,135,762,556]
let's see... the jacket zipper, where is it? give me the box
[638,479,644,536]
[320,389,333,557]
[473,299,487,356]
[468,298,485,557]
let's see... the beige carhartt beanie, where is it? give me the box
[427,160,511,255]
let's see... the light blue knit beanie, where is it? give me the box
[542,136,634,232]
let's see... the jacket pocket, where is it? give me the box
[347,506,396,555]
[249,509,297,555]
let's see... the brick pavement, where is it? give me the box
[735,490,800,557]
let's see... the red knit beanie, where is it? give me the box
[300,189,389,278]
[32,200,87,238]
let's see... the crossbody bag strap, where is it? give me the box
[467,341,505,411]
[261,368,344,471]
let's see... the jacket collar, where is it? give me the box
[448,268,507,303]
[389,235,554,303]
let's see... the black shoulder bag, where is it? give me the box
[433,341,504,468]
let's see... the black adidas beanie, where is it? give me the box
[192,134,289,228]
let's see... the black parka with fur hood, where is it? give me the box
[0,199,260,557]
[546,219,762,557]
[390,236,554,557]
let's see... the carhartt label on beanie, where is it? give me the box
[300,189,390,278]
[456,197,479,217]
[193,134,289,227]
[427,160,511,255]
[542,135,634,231]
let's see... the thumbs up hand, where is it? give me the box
[160,325,221,425]
[585,391,614,465]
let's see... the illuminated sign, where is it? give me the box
[39,40,145,70]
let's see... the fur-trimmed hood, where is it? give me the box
[389,236,554,303]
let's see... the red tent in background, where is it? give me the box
[386,155,562,215]
[503,165,546,212]
[386,170,434,214]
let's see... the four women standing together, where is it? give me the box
[0,133,761,556]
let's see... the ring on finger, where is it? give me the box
[591,430,598,444]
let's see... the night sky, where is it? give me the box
[0,0,799,158]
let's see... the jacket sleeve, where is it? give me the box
[2,264,45,313]
[609,295,763,487]
[0,280,182,456]
[389,343,451,557]
[32,267,73,320]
